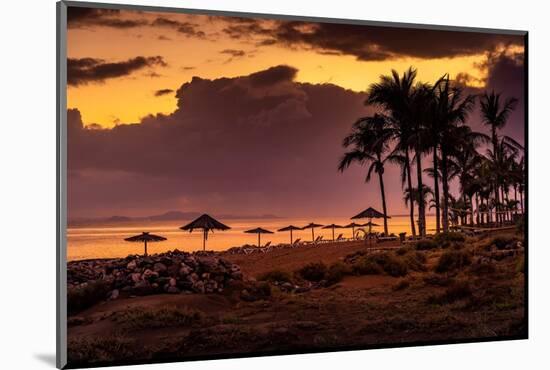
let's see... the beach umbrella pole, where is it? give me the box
[332,227,335,241]
[144,240,148,256]
[312,228,314,241]
[203,229,206,251]
[290,230,293,244]
[258,233,261,248]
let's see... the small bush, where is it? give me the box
[352,258,383,275]
[415,240,438,250]
[392,278,410,291]
[297,262,328,282]
[112,306,203,329]
[395,246,413,256]
[258,269,293,283]
[423,273,454,287]
[68,280,112,315]
[516,216,525,234]
[435,250,472,273]
[433,232,466,248]
[256,281,272,297]
[428,281,473,305]
[469,261,496,275]
[402,251,427,272]
[325,262,351,285]
[487,235,518,250]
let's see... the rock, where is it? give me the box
[192,281,205,294]
[109,289,119,300]
[142,269,158,280]
[153,262,167,273]
[295,286,311,294]
[198,257,218,272]
[166,286,180,294]
[131,273,141,283]
[179,264,192,276]
[169,277,177,287]
[126,260,137,270]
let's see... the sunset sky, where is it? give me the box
[66,5,526,219]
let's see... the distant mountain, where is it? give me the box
[68,210,282,226]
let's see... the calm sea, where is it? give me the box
[67,215,436,261]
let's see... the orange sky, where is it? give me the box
[67,9,521,127]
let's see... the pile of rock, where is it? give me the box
[67,250,243,298]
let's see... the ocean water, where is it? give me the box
[67,215,436,261]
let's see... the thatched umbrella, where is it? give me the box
[244,227,274,247]
[343,222,362,240]
[277,225,302,244]
[180,214,230,251]
[322,223,343,241]
[361,221,379,234]
[124,232,167,256]
[352,207,391,235]
[302,222,324,242]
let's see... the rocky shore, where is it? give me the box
[67,250,243,303]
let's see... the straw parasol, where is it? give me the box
[244,227,274,247]
[361,221,379,234]
[180,214,230,251]
[322,223,343,241]
[124,232,167,256]
[302,222,324,242]
[343,222,362,240]
[352,207,390,234]
[277,225,302,244]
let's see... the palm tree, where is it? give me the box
[405,184,434,230]
[339,114,393,235]
[480,91,518,224]
[366,68,417,236]
[433,77,476,232]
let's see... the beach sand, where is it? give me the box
[67,231,525,367]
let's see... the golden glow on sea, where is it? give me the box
[67,11,521,127]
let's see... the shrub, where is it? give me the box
[415,240,438,250]
[325,262,351,285]
[370,253,408,277]
[395,246,413,256]
[469,261,496,275]
[258,269,293,283]
[112,306,203,329]
[516,215,525,234]
[392,278,410,291]
[433,232,465,248]
[68,280,112,315]
[353,253,408,277]
[402,251,427,272]
[297,262,328,282]
[423,273,454,287]
[352,258,383,275]
[428,281,473,305]
[489,236,518,250]
[435,250,472,273]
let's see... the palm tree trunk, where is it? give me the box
[415,151,425,236]
[475,194,480,225]
[494,183,501,226]
[514,186,518,216]
[377,161,389,236]
[520,189,524,214]
[441,150,450,233]
[432,148,441,233]
[405,151,416,236]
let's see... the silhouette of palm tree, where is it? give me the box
[339,114,393,235]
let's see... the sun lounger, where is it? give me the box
[336,233,344,241]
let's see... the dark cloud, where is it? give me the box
[154,88,174,97]
[67,7,147,29]
[68,65,377,218]
[151,17,206,38]
[220,49,246,57]
[223,18,524,61]
[157,35,172,41]
[249,65,298,87]
[68,56,167,86]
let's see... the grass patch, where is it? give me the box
[435,250,472,273]
[423,273,454,287]
[68,280,112,315]
[469,261,497,275]
[257,269,293,284]
[516,256,525,274]
[402,251,427,271]
[392,278,410,291]
[68,334,137,364]
[485,235,519,250]
[111,306,203,330]
[297,262,327,282]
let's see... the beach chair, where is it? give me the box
[261,242,272,253]
[243,247,255,255]
[336,233,344,241]
[291,238,302,248]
